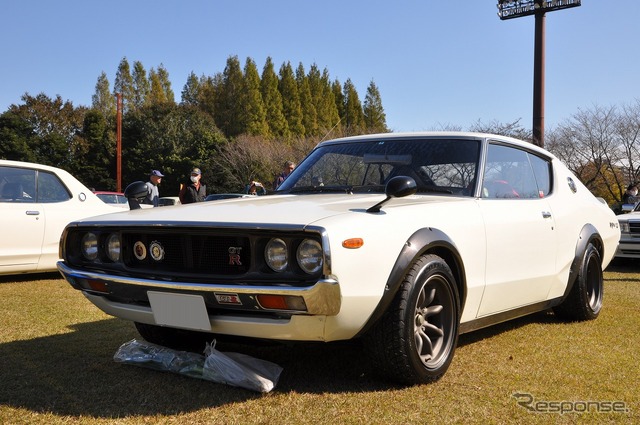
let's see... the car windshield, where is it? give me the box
[277,137,481,196]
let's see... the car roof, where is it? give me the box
[316,132,553,158]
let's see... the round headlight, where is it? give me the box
[297,239,323,274]
[106,233,121,262]
[265,238,288,272]
[81,233,98,260]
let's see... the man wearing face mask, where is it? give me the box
[622,183,639,205]
[179,167,207,204]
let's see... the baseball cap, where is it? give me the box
[151,170,164,177]
[191,168,202,175]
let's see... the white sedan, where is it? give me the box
[57,132,620,384]
[0,160,121,275]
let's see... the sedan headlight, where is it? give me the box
[619,221,630,233]
[296,239,323,274]
[106,233,121,262]
[81,233,98,260]
[265,238,288,272]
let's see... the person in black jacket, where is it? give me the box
[179,167,207,204]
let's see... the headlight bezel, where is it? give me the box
[296,238,323,274]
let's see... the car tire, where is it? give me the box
[553,242,603,321]
[366,254,460,385]
[134,322,211,352]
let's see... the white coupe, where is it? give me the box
[57,132,620,384]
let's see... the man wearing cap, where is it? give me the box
[179,167,207,204]
[142,170,164,207]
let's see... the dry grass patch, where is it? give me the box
[0,264,638,424]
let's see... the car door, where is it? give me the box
[476,143,556,316]
[0,166,45,272]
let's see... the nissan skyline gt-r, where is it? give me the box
[57,132,620,384]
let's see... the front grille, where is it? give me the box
[64,226,323,285]
[122,232,250,275]
[629,221,640,234]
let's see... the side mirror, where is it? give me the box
[367,176,417,213]
[124,181,148,210]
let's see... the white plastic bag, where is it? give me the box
[202,340,283,393]
[113,339,283,392]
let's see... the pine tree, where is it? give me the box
[132,61,150,110]
[343,79,365,135]
[363,80,388,133]
[278,62,304,137]
[113,57,135,113]
[91,71,115,117]
[244,58,269,136]
[296,63,318,137]
[148,68,168,104]
[157,64,175,104]
[261,57,289,139]
[181,72,201,106]
[214,56,247,137]
[332,79,345,129]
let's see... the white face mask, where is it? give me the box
[632,190,638,196]
[190,176,199,183]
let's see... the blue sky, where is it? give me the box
[1,1,637,133]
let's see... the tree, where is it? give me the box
[296,63,318,137]
[156,64,175,104]
[279,62,304,138]
[181,72,201,106]
[363,80,387,133]
[91,72,116,117]
[243,58,269,136]
[148,68,168,104]
[131,61,150,110]
[122,103,227,195]
[77,110,116,190]
[214,56,247,137]
[546,105,621,203]
[261,57,289,139]
[342,79,365,135]
[113,57,135,113]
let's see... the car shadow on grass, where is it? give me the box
[0,318,395,419]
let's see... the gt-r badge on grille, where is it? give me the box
[133,241,147,260]
[149,241,165,261]
[228,246,242,265]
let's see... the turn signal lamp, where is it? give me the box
[257,295,307,312]
[342,238,364,249]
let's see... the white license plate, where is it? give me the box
[147,291,211,331]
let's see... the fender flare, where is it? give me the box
[563,223,604,299]
[355,227,466,337]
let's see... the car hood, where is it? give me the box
[72,193,465,228]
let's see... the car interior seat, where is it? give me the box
[1,182,23,201]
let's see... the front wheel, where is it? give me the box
[553,242,603,321]
[366,254,460,384]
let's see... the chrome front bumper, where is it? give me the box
[57,261,342,316]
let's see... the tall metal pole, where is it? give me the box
[116,93,122,192]
[532,11,545,147]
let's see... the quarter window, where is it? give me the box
[482,144,551,199]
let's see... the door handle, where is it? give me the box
[26,210,40,216]
[541,211,552,219]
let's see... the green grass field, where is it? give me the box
[1,261,638,424]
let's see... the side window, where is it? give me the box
[528,153,552,197]
[0,166,36,203]
[482,144,541,199]
[37,171,71,203]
